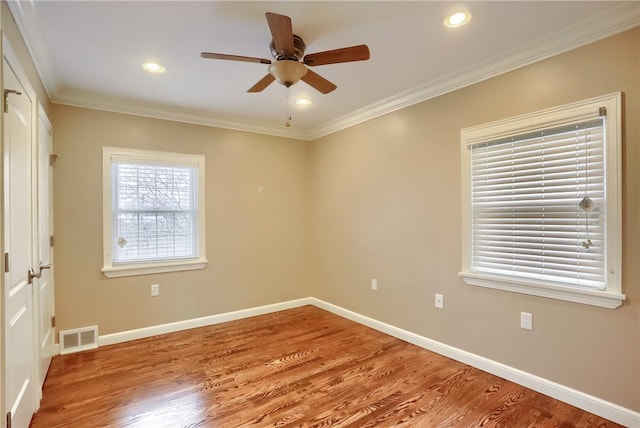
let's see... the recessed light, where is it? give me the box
[444,11,471,28]
[142,62,166,73]
[295,97,312,107]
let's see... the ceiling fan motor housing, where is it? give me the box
[270,34,306,61]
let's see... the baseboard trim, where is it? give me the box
[99,297,313,347]
[83,296,637,426]
[309,298,640,427]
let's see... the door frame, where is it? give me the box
[1,34,41,424]
[35,102,53,401]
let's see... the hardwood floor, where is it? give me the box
[30,305,620,427]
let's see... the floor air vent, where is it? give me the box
[59,326,99,355]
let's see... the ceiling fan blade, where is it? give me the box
[301,69,337,94]
[247,74,276,93]
[201,52,271,65]
[265,12,294,57]
[303,45,370,66]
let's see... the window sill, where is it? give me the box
[102,259,208,278]
[459,272,625,309]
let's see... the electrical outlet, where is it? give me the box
[151,284,160,297]
[371,278,378,291]
[435,293,444,309]
[520,312,533,330]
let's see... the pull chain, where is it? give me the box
[285,87,292,127]
[579,126,593,249]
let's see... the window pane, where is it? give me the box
[115,163,194,210]
[113,162,197,263]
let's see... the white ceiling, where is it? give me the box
[7,1,639,140]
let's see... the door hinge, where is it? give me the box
[49,153,59,166]
[4,253,8,273]
[599,106,607,117]
[3,89,22,113]
[50,235,55,247]
[51,316,56,328]
[6,411,11,428]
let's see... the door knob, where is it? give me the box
[28,267,41,284]
[28,263,52,284]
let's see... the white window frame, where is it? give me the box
[460,93,624,309]
[102,147,207,278]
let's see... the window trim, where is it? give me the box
[102,147,208,278]
[459,93,624,308]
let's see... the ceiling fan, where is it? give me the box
[201,12,370,94]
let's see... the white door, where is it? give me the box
[36,109,54,393]
[3,57,36,428]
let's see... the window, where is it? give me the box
[102,147,207,277]
[460,93,624,308]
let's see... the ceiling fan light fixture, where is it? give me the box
[269,60,307,87]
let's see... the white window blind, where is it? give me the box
[470,118,605,289]
[461,93,623,308]
[112,162,198,263]
[102,147,207,278]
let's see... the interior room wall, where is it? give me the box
[310,29,639,411]
[5,0,637,414]
[51,105,313,335]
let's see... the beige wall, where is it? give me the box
[51,106,313,334]
[310,28,639,411]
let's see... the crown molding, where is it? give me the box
[5,0,60,96]
[8,1,639,141]
[307,2,640,140]
[53,90,310,140]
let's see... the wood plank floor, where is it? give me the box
[30,305,621,427]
